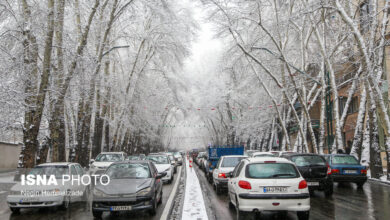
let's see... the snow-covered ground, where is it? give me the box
[181,158,208,220]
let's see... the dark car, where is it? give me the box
[92,160,166,218]
[282,153,333,196]
[323,154,367,188]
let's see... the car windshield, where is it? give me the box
[128,156,140,160]
[95,154,122,162]
[332,156,359,165]
[291,155,326,166]
[146,155,169,164]
[221,157,245,167]
[247,163,299,179]
[106,163,150,179]
[29,166,69,179]
[254,154,276,158]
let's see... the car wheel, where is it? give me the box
[92,210,103,219]
[158,190,163,205]
[297,211,310,220]
[60,195,70,210]
[10,207,20,214]
[148,197,157,216]
[356,182,365,188]
[324,185,333,197]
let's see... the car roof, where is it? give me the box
[285,153,323,157]
[252,152,274,155]
[221,155,247,158]
[37,162,74,166]
[246,157,292,163]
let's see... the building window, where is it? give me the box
[339,96,359,116]
[360,1,372,33]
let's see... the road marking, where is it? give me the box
[160,165,182,220]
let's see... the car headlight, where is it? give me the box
[93,188,106,197]
[137,187,151,196]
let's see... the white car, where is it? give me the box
[270,151,295,157]
[89,152,127,174]
[173,152,183,165]
[228,157,310,220]
[7,163,88,213]
[251,152,276,158]
[146,154,174,184]
[212,155,247,194]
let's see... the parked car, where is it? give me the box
[212,155,247,194]
[282,153,333,196]
[92,161,166,218]
[206,146,244,183]
[173,152,183,165]
[251,152,276,158]
[146,154,174,184]
[323,154,367,188]
[228,157,310,220]
[7,162,88,213]
[90,152,127,174]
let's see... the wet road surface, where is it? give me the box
[193,164,390,220]
[0,167,182,220]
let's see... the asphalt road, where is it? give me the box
[0,167,182,220]
[193,164,390,220]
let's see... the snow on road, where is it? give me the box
[182,158,209,220]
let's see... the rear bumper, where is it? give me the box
[214,179,228,188]
[237,193,310,212]
[331,174,367,182]
[305,177,333,191]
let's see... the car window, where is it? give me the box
[70,165,77,175]
[216,158,222,169]
[29,166,69,179]
[75,164,84,175]
[106,163,151,179]
[146,155,169,164]
[290,155,326,166]
[95,154,122,162]
[234,161,246,178]
[254,154,275,158]
[332,156,359,165]
[221,157,245,168]
[246,163,299,179]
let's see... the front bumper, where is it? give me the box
[92,196,153,212]
[7,195,64,208]
[331,174,367,182]
[237,193,310,212]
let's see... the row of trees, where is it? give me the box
[0,0,196,167]
[198,0,389,179]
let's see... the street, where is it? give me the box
[193,164,390,220]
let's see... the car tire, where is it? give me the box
[356,182,365,188]
[158,190,163,205]
[10,207,20,214]
[148,198,157,216]
[297,211,310,220]
[324,185,333,197]
[92,210,102,219]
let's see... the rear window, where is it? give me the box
[332,156,359,165]
[290,155,326,166]
[254,154,276,158]
[246,163,299,179]
[221,157,245,167]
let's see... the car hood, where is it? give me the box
[92,161,114,168]
[96,178,152,195]
[154,164,171,173]
[11,181,69,191]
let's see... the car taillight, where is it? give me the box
[327,165,331,175]
[298,180,307,189]
[361,169,367,175]
[238,180,252,189]
[218,173,227,178]
[331,169,340,174]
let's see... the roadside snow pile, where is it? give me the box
[182,158,208,220]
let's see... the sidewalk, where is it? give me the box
[181,158,208,220]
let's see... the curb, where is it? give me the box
[368,178,390,186]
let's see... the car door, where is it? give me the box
[229,161,245,204]
[150,163,162,197]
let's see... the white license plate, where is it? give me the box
[307,182,319,186]
[110,206,132,211]
[21,197,39,202]
[263,187,287,193]
[344,170,357,174]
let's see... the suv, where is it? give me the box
[283,154,333,196]
[228,157,310,220]
[323,154,367,188]
[212,155,247,194]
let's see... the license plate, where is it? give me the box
[344,170,357,174]
[307,182,319,186]
[21,197,39,202]
[263,187,287,193]
[110,206,132,211]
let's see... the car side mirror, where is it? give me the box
[157,172,167,179]
[90,159,95,164]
